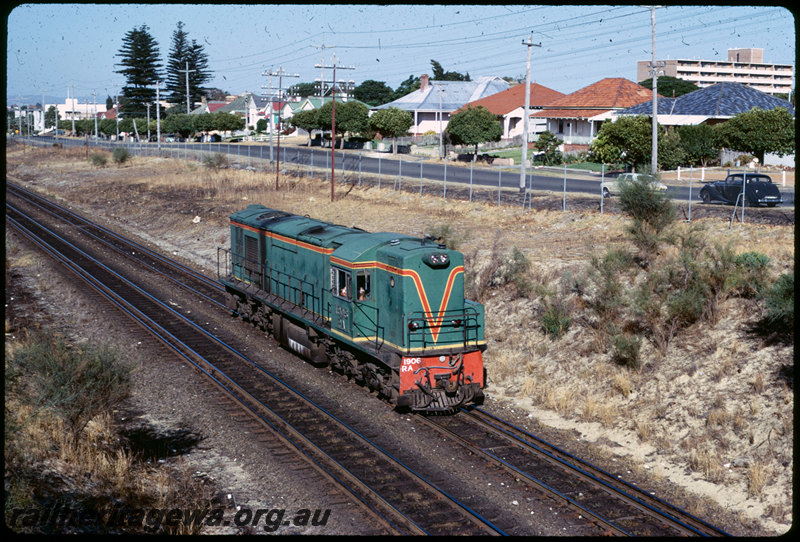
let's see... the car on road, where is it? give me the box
[601,173,667,198]
[698,173,782,207]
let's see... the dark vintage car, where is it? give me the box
[699,173,782,207]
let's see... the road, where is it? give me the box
[23,135,796,207]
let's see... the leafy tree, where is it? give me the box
[99,118,117,138]
[445,105,502,158]
[115,25,163,117]
[677,124,720,166]
[354,80,395,106]
[590,115,657,170]
[638,76,699,98]
[193,112,216,133]
[162,113,194,138]
[657,129,685,171]
[369,107,414,154]
[106,95,114,110]
[533,130,563,165]
[714,107,794,164]
[44,105,59,129]
[430,59,470,81]
[392,75,420,100]
[212,111,245,132]
[316,100,369,142]
[289,109,321,146]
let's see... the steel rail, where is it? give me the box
[6,203,503,536]
[465,406,730,536]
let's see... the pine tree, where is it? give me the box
[186,39,212,107]
[165,22,190,108]
[115,25,162,117]
[165,22,212,112]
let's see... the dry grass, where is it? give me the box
[6,142,795,535]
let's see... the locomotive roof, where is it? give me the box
[231,205,454,262]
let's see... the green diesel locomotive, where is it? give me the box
[218,205,486,412]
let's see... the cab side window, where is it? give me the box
[356,270,371,301]
[331,267,351,300]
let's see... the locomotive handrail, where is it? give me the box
[353,301,384,350]
[403,307,481,352]
[218,247,324,321]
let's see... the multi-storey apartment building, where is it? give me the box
[637,48,793,97]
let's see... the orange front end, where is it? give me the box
[397,350,484,412]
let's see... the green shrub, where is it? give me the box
[112,146,131,165]
[762,271,793,334]
[617,172,676,265]
[202,152,228,170]
[500,247,533,297]
[587,249,633,320]
[541,298,572,339]
[11,329,133,447]
[89,153,108,167]
[610,333,642,369]
[732,251,771,298]
[666,280,708,327]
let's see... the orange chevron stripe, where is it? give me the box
[328,259,465,343]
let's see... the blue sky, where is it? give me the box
[6,3,796,105]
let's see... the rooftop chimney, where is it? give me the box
[420,74,429,91]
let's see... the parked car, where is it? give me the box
[601,173,667,198]
[699,173,782,207]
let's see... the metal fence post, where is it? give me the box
[419,157,423,195]
[600,163,604,215]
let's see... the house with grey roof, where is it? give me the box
[372,74,509,136]
[614,82,794,125]
[615,82,795,166]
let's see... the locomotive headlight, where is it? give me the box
[425,252,450,268]
[408,320,420,331]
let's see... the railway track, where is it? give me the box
[7,182,731,536]
[420,407,730,536]
[6,187,503,536]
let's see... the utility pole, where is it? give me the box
[316,54,355,202]
[93,91,98,139]
[156,80,161,152]
[520,33,541,193]
[146,103,151,141]
[70,85,76,135]
[263,66,299,191]
[647,6,664,175]
[178,61,196,113]
[437,85,445,159]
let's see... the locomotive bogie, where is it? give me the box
[218,205,486,413]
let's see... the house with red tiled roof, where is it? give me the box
[455,82,565,140]
[530,78,654,151]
